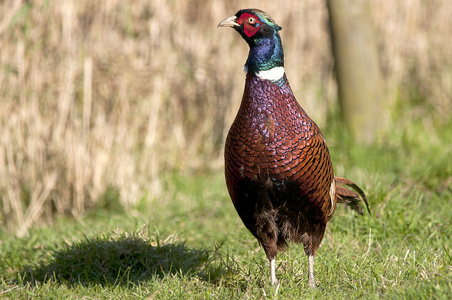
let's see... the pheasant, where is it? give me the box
[218,9,370,288]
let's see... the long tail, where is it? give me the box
[335,176,370,215]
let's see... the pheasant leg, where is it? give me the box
[270,258,279,286]
[308,254,316,288]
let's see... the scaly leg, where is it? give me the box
[308,254,316,288]
[270,258,279,286]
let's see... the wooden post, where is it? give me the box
[326,0,384,144]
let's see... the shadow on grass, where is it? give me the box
[18,228,232,287]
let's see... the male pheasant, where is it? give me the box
[218,9,370,288]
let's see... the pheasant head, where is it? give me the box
[218,9,284,80]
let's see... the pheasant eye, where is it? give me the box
[237,13,261,36]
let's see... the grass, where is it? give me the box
[1,113,451,299]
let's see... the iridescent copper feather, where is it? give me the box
[219,9,369,288]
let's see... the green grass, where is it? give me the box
[1,116,451,299]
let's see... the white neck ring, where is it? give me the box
[249,66,285,81]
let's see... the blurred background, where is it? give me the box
[1,0,451,235]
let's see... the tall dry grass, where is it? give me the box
[1,0,451,235]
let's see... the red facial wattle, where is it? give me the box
[237,13,261,37]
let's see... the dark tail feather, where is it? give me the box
[335,177,371,215]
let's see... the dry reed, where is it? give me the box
[0,0,451,235]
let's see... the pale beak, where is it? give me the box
[217,15,239,28]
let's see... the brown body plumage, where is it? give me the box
[219,9,369,288]
[225,73,335,259]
